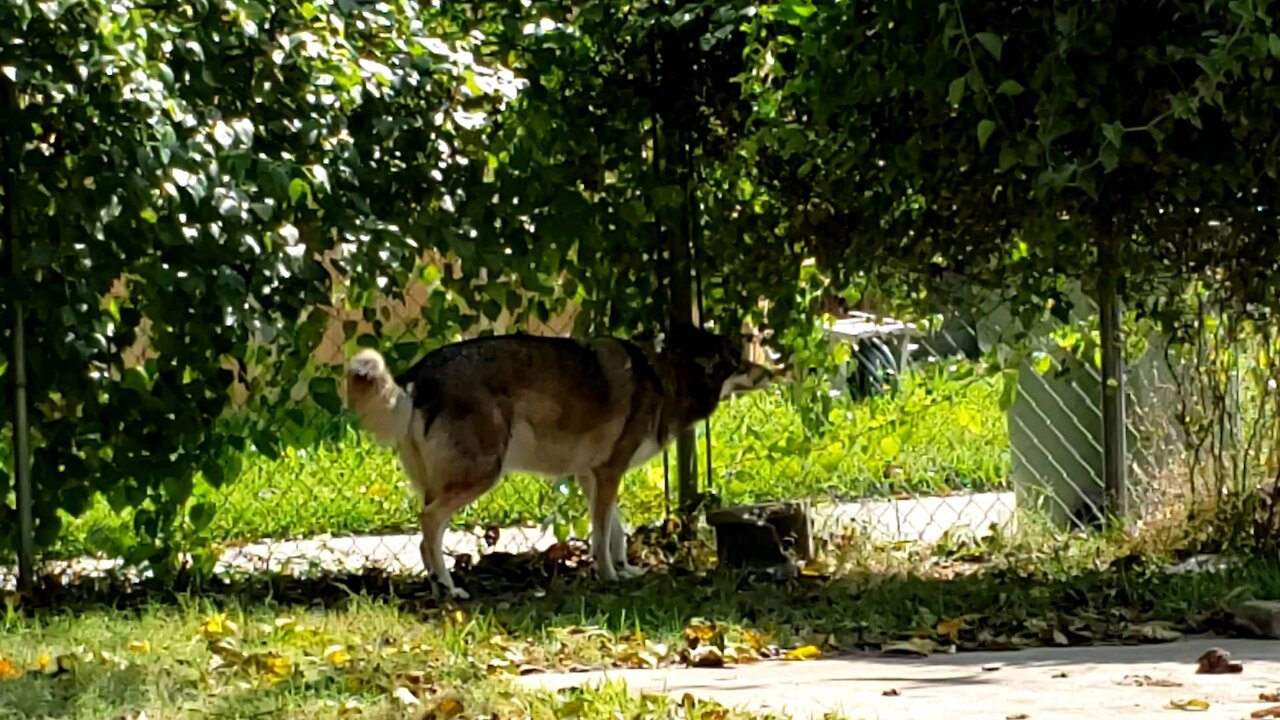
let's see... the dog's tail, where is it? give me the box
[344,348,412,446]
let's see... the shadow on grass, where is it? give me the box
[17,541,1280,660]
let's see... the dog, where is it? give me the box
[343,321,774,598]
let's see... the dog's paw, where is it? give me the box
[615,563,645,580]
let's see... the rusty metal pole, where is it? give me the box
[1098,236,1129,521]
[668,134,699,524]
[2,78,34,595]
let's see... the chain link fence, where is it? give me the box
[1,270,1252,593]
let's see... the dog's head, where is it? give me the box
[667,322,776,399]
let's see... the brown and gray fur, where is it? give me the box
[343,322,773,598]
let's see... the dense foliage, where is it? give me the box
[3,0,1280,564]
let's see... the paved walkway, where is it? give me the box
[520,638,1280,720]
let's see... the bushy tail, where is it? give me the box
[344,348,412,446]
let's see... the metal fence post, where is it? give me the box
[1098,247,1129,520]
[2,78,34,595]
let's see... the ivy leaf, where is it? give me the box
[977,119,997,150]
[1101,123,1124,147]
[975,32,1003,61]
[948,76,966,106]
[996,79,1024,96]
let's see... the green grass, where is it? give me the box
[2,527,1274,719]
[54,363,1008,556]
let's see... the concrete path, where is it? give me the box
[520,637,1280,720]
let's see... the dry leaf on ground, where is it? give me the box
[1253,707,1280,719]
[1196,648,1243,674]
[1117,674,1182,688]
[784,645,822,661]
[1167,698,1211,712]
[882,689,901,697]
[1125,621,1182,642]
[1262,692,1280,702]
[881,638,939,657]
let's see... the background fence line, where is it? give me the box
[4,258,1214,594]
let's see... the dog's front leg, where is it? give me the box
[586,470,622,583]
[419,499,469,600]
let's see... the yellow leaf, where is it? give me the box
[128,640,151,654]
[248,652,292,685]
[430,696,465,719]
[0,656,23,680]
[784,644,823,661]
[323,645,352,667]
[742,629,770,652]
[1167,699,1211,712]
[936,618,964,640]
[199,613,239,641]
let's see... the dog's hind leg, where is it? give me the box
[578,474,634,578]
[418,476,493,600]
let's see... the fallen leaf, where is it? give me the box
[1007,714,1030,720]
[54,654,77,676]
[936,618,964,641]
[1167,699,1211,712]
[1126,621,1182,642]
[882,689,901,697]
[1261,692,1280,703]
[881,638,939,657]
[688,645,726,668]
[1117,674,1182,688]
[425,696,465,720]
[1253,707,1280,719]
[323,645,352,667]
[392,687,421,708]
[249,652,292,685]
[1197,648,1244,674]
[1051,671,1069,679]
[127,640,150,654]
[199,613,239,642]
[0,656,23,680]
[784,645,823,661]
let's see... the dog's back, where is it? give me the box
[385,335,659,478]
